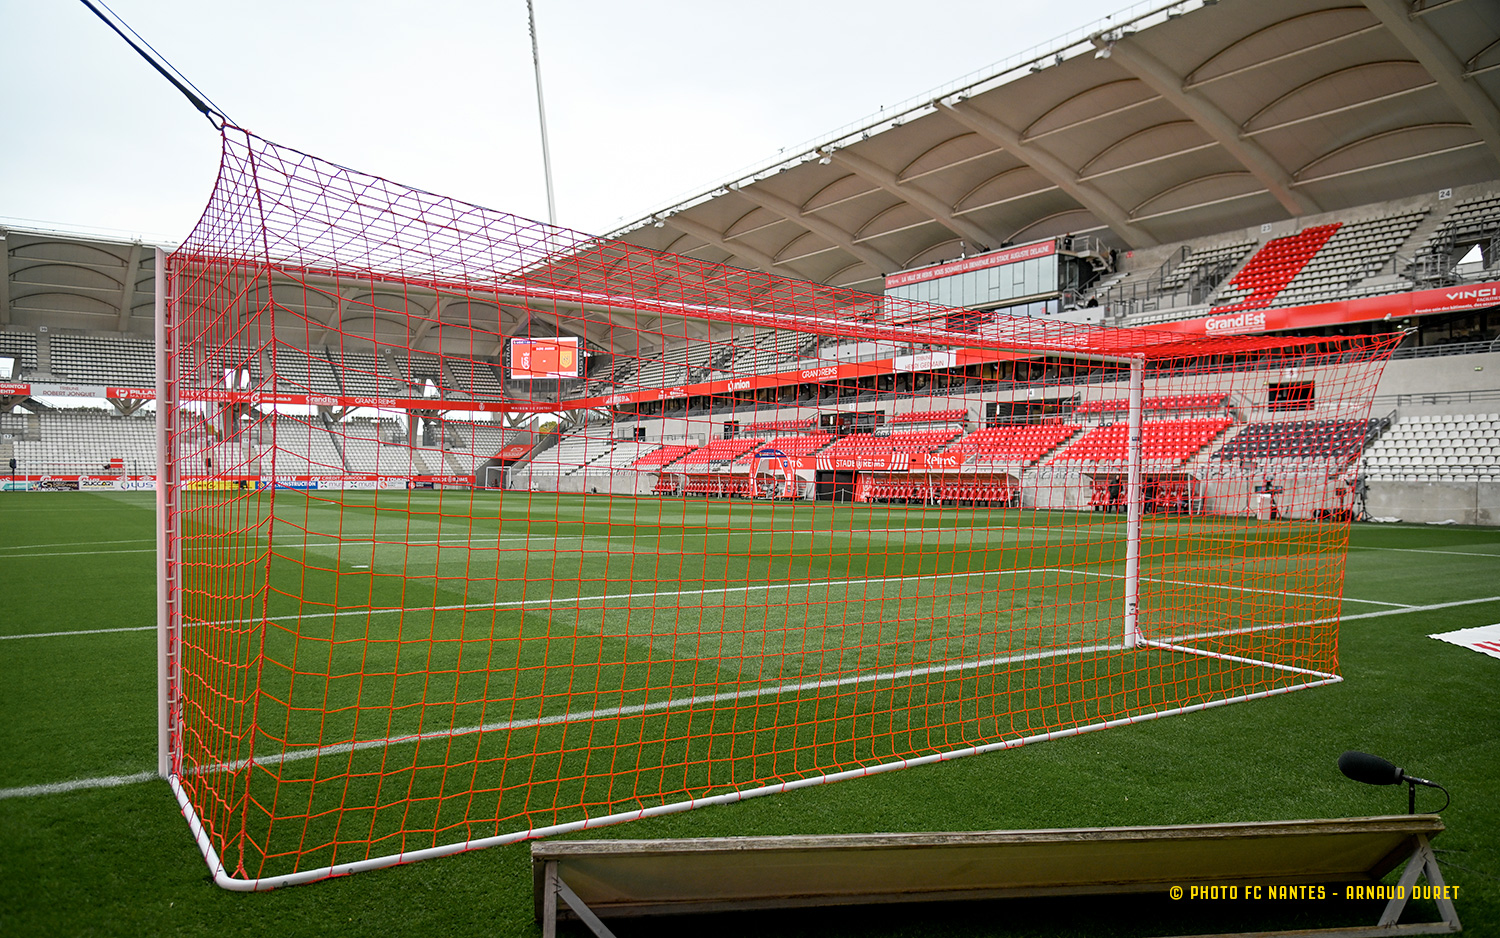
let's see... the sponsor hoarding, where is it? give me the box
[1155,280,1500,337]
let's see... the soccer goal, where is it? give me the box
[157,128,1400,890]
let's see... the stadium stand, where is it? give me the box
[185,345,262,389]
[337,420,434,476]
[1158,240,1256,294]
[722,329,814,377]
[270,345,341,395]
[1362,413,1500,482]
[740,418,816,434]
[393,350,444,388]
[681,438,766,466]
[1214,420,1382,466]
[445,420,520,456]
[890,408,966,424]
[945,425,1080,463]
[0,412,27,436]
[818,429,960,460]
[731,432,833,463]
[631,444,697,470]
[1210,225,1342,312]
[1074,393,1226,415]
[1421,194,1500,260]
[628,354,688,390]
[1270,211,1428,308]
[263,416,345,475]
[442,357,505,398]
[577,441,664,475]
[0,330,40,375]
[525,434,615,478]
[330,349,408,397]
[11,409,155,475]
[585,359,636,397]
[50,333,154,386]
[1050,419,1232,466]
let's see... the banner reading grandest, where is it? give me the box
[1154,280,1500,337]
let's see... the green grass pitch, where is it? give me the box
[1,490,1496,936]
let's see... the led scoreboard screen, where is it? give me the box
[509,336,581,380]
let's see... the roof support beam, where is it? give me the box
[728,185,902,273]
[659,215,779,274]
[1094,35,1320,217]
[934,100,1156,249]
[823,148,997,252]
[1361,0,1500,167]
[116,242,143,331]
[0,236,10,326]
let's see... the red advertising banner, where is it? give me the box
[1153,280,1500,337]
[885,240,1057,289]
[0,382,30,395]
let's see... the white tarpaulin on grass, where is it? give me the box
[1429,624,1500,660]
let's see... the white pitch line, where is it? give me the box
[198,642,1130,775]
[1352,546,1500,560]
[1,548,156,559]
[0,625,156,641]
[12,595,1500,798]
[1,567,1410,640]
[1128,574,1411,608]
[1,642,1128,799]
[0,538,154,551]
[1162,594,1500,643]
[0,770,157,800]
[1336,594,1500,622]
[0,530,813,558]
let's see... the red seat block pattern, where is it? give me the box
[1213,224,1341,312]
[1050,419,1232,464]
[946,424,1080,462]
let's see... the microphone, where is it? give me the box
[1339,751,1440,787]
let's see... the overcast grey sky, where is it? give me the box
[2,0,1133,242]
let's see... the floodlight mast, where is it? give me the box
[527,0,557,226]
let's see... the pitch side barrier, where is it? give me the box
[533,816,1461,938]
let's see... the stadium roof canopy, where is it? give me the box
[608,0,1500,292]
[4,0,1498,348]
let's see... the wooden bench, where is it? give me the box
[533,815,1459,937]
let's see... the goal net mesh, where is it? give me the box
[161,127,1399,888]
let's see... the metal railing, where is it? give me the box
[1389,338,1500,359]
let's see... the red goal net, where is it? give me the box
[159,127,1400,889]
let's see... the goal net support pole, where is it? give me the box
[1124,357,1144,649]
[155,244,178,779]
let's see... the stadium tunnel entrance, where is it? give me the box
[815,470,855,501]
